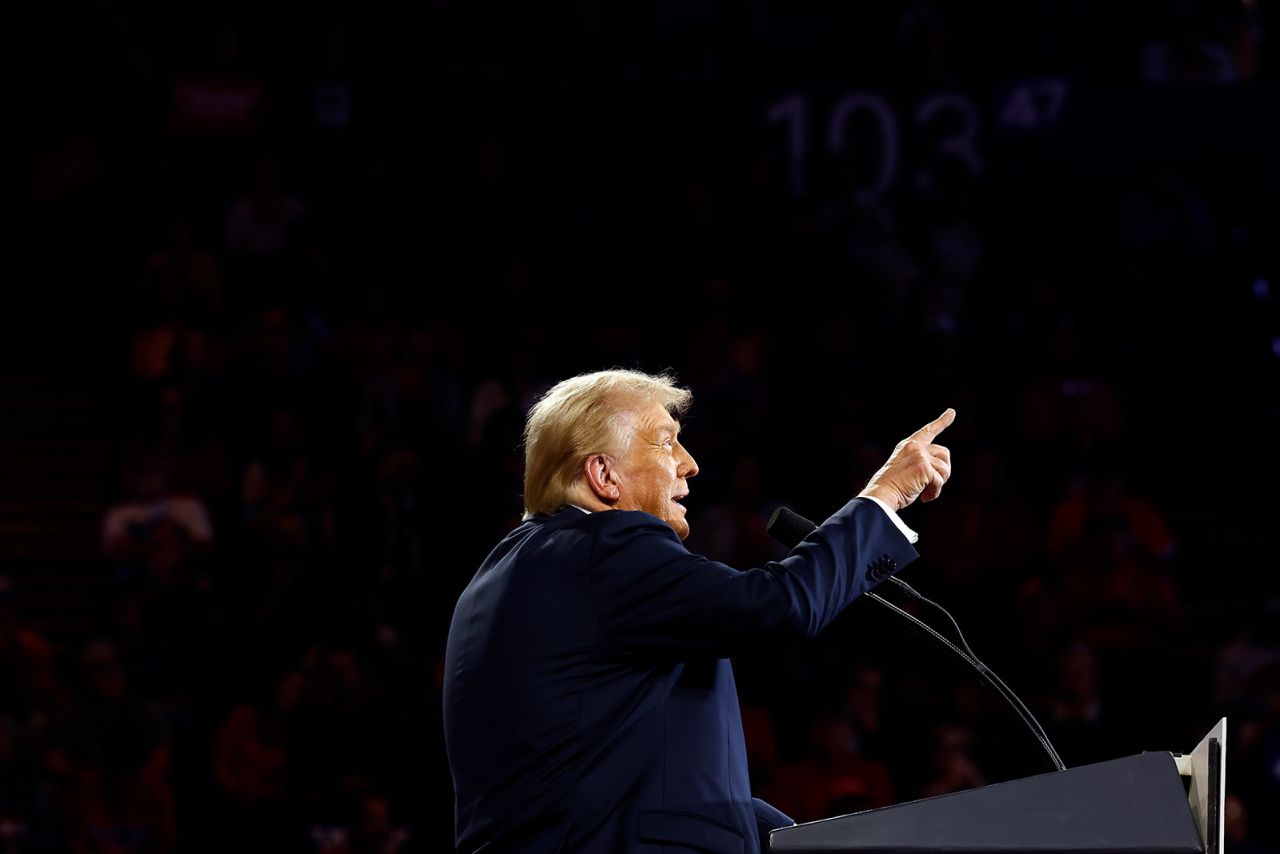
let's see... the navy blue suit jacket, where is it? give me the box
[443,497,918,853]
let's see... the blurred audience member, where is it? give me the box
[0,579,59,726]
[1039,638,1122,766]
[225,156,305,257]
[102,459,214,568]
[765,709,895,822]
[0,713,62,853]
[686,456,781,569]
[921,723,984,797]
[49,642,176,854]
[138,215,223,326]
[308,792,415,854]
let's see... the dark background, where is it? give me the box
[3,0,1279,851]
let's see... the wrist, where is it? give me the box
[859,483,904,512]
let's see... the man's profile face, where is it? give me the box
[611,399,699,539]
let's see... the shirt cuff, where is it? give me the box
[862,495,919,544]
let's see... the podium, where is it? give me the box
[769,719,1226,854]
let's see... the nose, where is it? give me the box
[678,444,699,479]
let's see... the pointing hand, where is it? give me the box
[859,409,955,512]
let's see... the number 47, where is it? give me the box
[1000,77,1069,130]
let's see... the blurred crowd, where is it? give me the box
[5,1,1280,852]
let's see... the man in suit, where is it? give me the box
[444,369,954,853]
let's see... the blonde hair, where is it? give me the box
[522,369,691,518]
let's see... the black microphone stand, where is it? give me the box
[768,506,1065,773]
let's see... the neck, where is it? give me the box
[571,495,613,513]
[564,483,615,513]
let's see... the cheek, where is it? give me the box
[647,475,673,512]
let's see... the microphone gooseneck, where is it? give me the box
[766,505,1066,772]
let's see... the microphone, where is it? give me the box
[766,505,1065,772]
[766,506,818,551]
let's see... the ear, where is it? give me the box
[582,453,622,504]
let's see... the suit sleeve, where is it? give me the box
[587,497,918,657]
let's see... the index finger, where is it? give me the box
[910,408,956,443]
